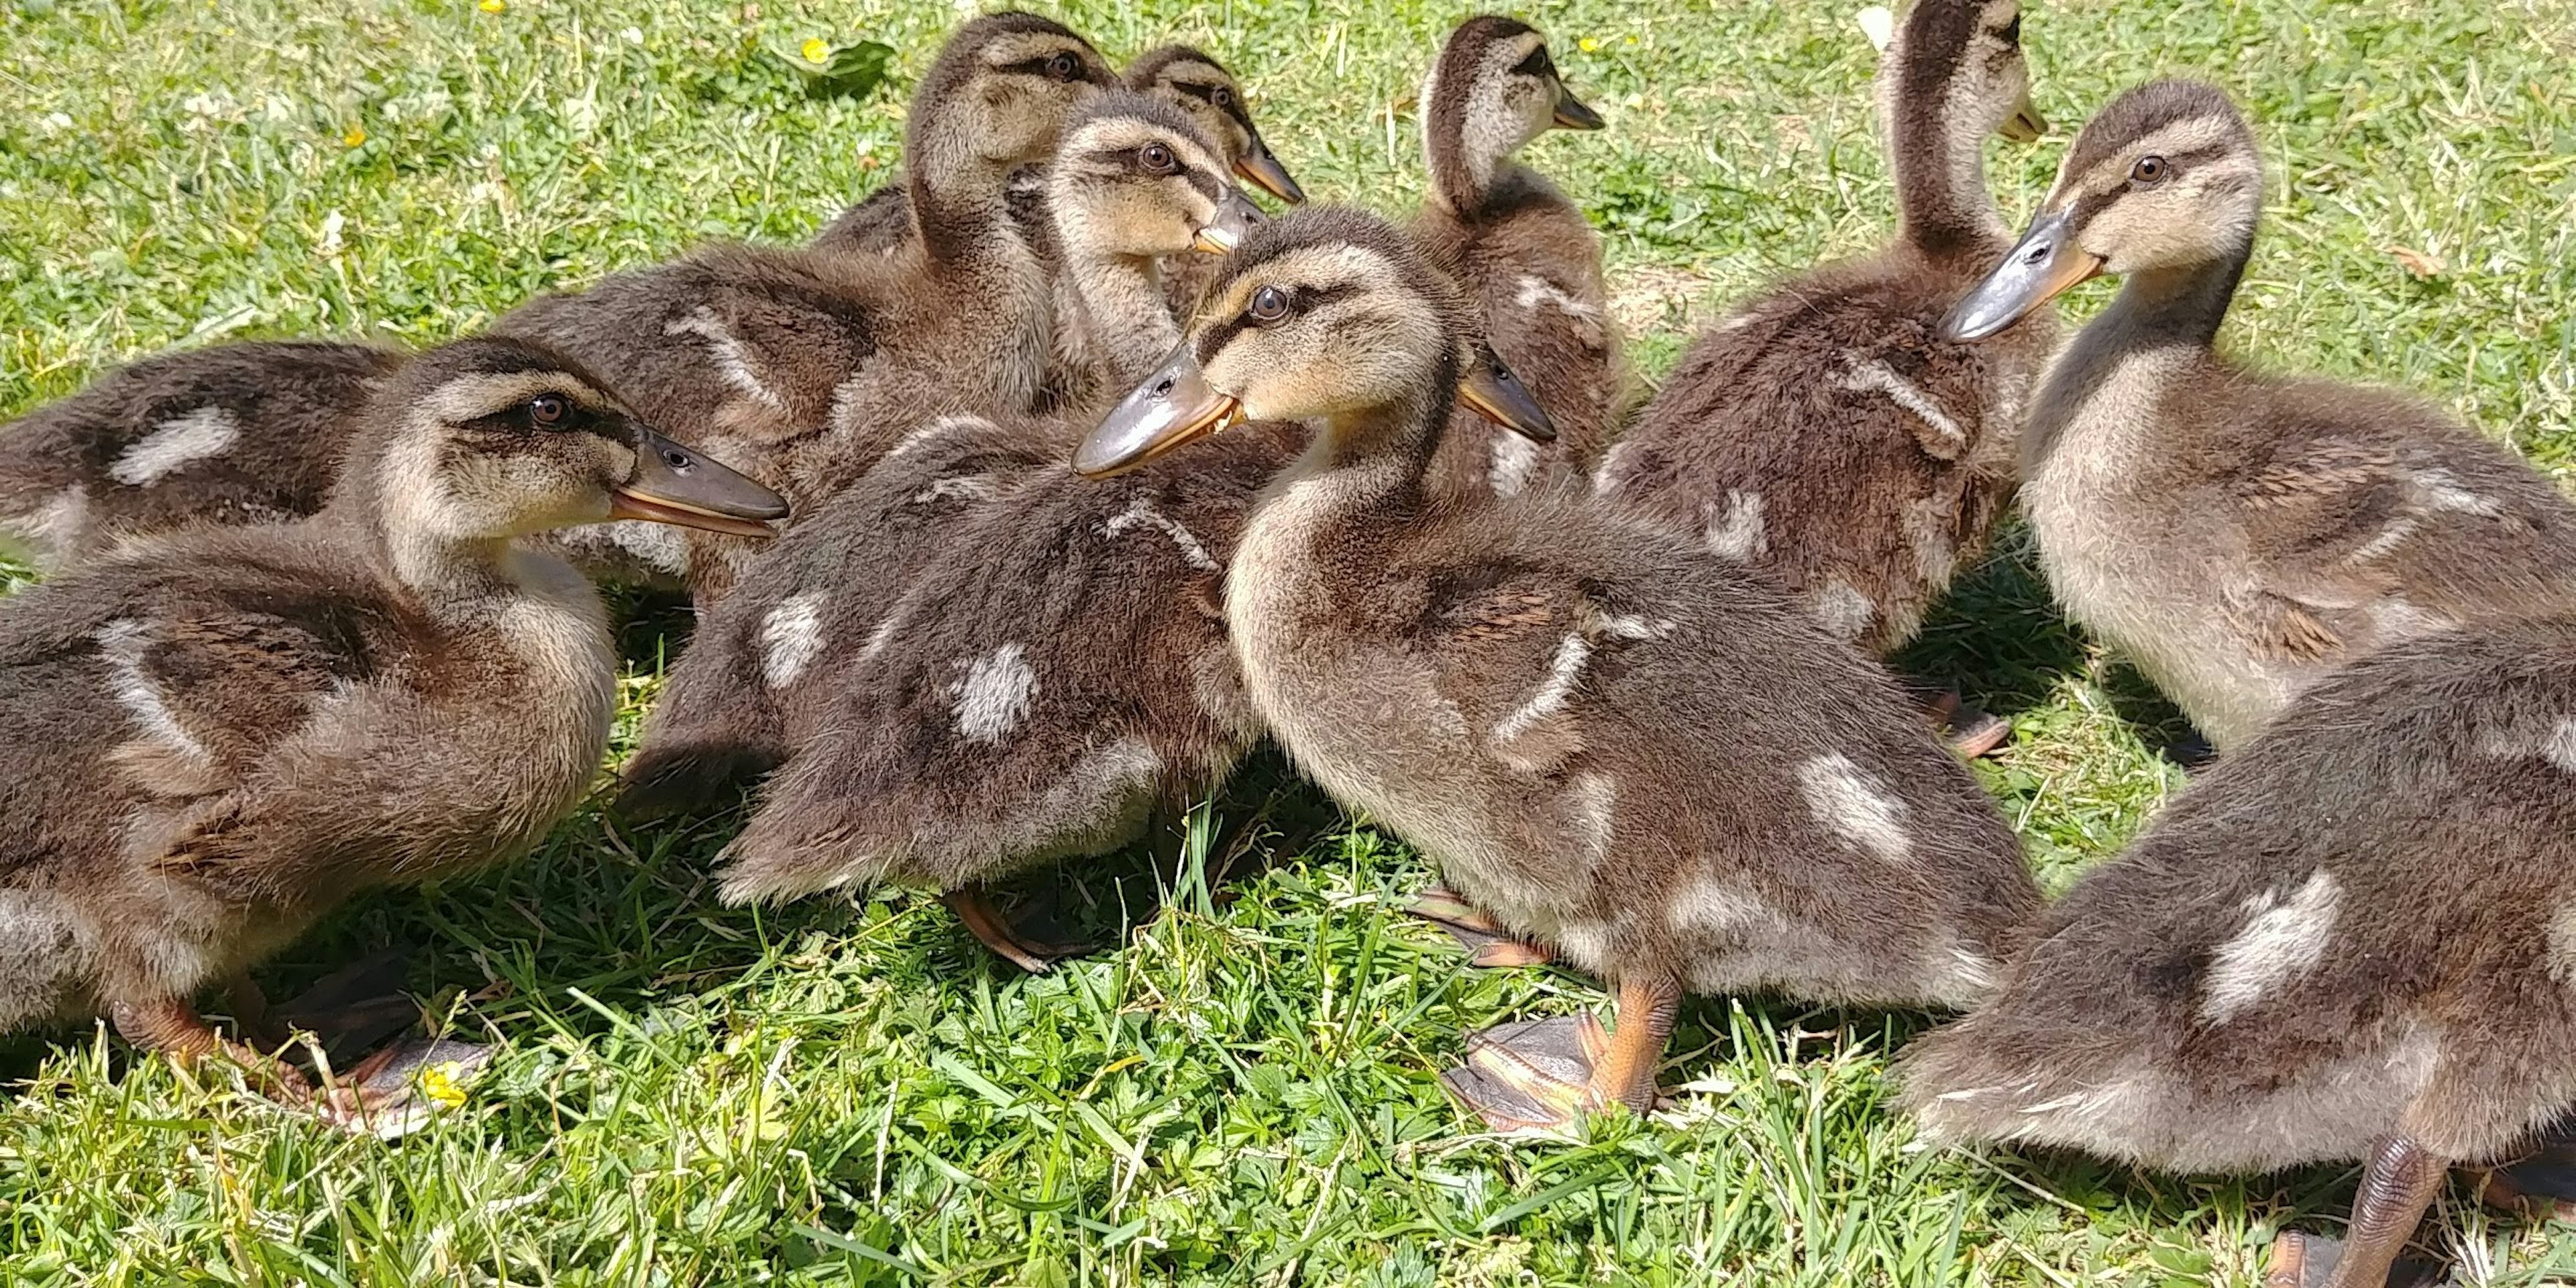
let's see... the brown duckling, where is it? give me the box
[0,335,782,1128]
[616,90,1269,822]
[1939,78,2576,753]
[495,12,1116,600]
[1073,207,2037,1131]
[1897,608,2576,1288]
[704,350,1548,969]
[0,341,402,572]
[816,41,1303,262]
[1599,0,2051,670]
[1411,16,1617,504]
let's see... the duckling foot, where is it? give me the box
[1921,689,2011,759]
[1442,1014,1611,1133]
[1440,975,1680,1134]
[309,1036,494,1140]
[943,889,1090,973]
[2477,1118,2576,1221]
[1406,885,1556,969]
[270,946,423,1067]
[2261,1231,2447,1288]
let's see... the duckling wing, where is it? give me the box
[2225,395,2576,657]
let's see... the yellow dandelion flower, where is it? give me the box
[342,124,367,148]
[420,1061,469,1110]
[801,37,832,64]
[1577,36,1601,53]
[478,0,506,13]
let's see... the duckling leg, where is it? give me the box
[1406,885,1556,968]
[2265,1134,2449,1288]
[2477,1115,2576,1220]
[943,888,1086,973]
[113,994,311,1101]
[1442,973,1680,1132]
[1921,688,2011,759]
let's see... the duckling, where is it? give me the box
[496,12,1116,600]
[616,91,1266,822]
[1124,44,1306,315]
[1937,78,2576,753]
[704,341,1550,970]
[1896,609,2576,1288]
[815,41,1303,263]
[1598,0,2052,671]
[0,335,783,1126]
[0,341,402,572]
[1072,207,2038,1130]
[1411,17,1617,504]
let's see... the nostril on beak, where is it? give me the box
[663,448,694,470]
[2024,244,2050,266]
[1154,378,1175,396]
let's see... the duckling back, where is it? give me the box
[1898,611,2576,1170]
[0,341,402,572]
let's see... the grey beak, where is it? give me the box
[1939,206,2102,343]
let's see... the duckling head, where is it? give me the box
[1124,44,1305,205]
[350,337,788,548]
[1943,79,2260,340]
[908,13,1118,180]
[1048,91,1265,263]
[1075,207,1550,476]
[1880,0,2045,149]
[1421,16,1603,212]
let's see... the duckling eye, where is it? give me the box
[1211,86,1234,109]
[529,394,570,427]
[1046,50,1081,81]
[2130,155,2169,185]
[1247,285,1290,324]
[1998,14,2021,42]
[1140,142,1177,174]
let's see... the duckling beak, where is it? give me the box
[1939,205,2100,343]
[1195,188,1265,255]
[1073,344,1243,479]
[2000,90,2048,144]
[1458,345,1557,443]
[610,429,790,538]
[1233,133,1307,205]
[1552,84,1607,131]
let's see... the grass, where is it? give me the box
[4,0,2575,1283]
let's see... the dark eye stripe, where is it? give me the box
[1509,48,1551,78]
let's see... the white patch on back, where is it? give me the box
[913,474,1002,504]
[2349,517,2418,564]
[1493,632,1592,743]
[96,619,210,765]
[949,642,1037,743]
[1591,443,1632,496]
[1703,490,1766,561]
[1814,578,1875,641]
[1798,752,1911,865]
[665,307,788,413]
[1670,877,1770,934]
[1567,771,1616,864]
[1514,274,1601,322]
[759,591,828,689]
[2199,869,2343,1025]
[859,616,899,662]
[111,407,240,485]
[2414,469,2500,517]
[1839,360,1965,455]
[884,414,1000,463]
[1100,497,1220,572]
[1487,433,1540,497]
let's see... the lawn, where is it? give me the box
[4,0,2575,1283]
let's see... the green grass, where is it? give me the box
[5,0,2576,1282]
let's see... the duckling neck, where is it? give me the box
[2021,256,2243,476]
[1279,386,1449,515]
[1423,94,1512,219]
[1061,249,1180,388]
[1884,58,2007,258]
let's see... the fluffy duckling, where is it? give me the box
[617,91,1266,822]
[1898,609,2576,1288]
[1411,16,1617,504]
[496,13,1116,599]
[817,41,1303,262]
[1939,79,2576,752]
[0,336,783,1126]
[0,341,402,572]
[1599,0,2051,665]
[1073,207,2037,1130]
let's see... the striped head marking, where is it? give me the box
[912,13,1116,168]
[1884,0,2043,145]
[1125,44,1304,203]
[1049,91,1263,260]
[1424,17,1604,201]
